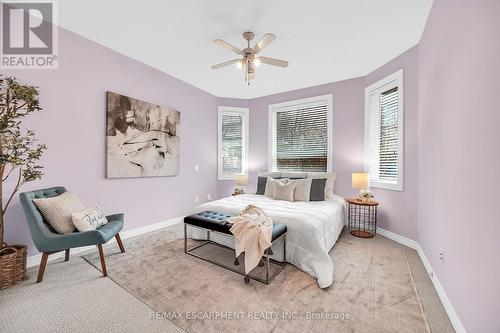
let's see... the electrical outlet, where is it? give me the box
[194,195,199,203]
[207,194,212,201]
[439,248,445,265]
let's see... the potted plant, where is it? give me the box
[0,75,46,289]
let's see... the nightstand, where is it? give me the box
[346,198,379,238]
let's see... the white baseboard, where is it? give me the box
[415,244,466,333]
[377,227,418,250]
[377,227,466,333]
[26,216,184,268]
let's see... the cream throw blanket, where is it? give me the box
[228,205,273,274]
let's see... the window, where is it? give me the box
[364,70,404,191]
[268,95,332,172]
[218,106,249,180]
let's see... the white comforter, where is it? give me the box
[192,194,346,288]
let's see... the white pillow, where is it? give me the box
[281,172,307,179]
[292,178,313,201]
[273,181,296,202]
[264,177,287,197]
[71,206,108,232]
[259,171,282,178]
[306,172,337,201]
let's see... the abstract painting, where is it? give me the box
[106,92,180,178]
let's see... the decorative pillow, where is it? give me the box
[71,206,108,232]
[33,192,85,234]
[258,171,282,178]
[264,177,287,197]
[256,176,268,195]
[306,172,336,201]
[309,179,327,201]
[292,178,313,201]
[281,172,307,179]
[273,181,296,202]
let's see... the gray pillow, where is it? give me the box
[309,179,327,201]
[256,176,268,195]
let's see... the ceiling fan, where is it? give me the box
[211,31,289,84]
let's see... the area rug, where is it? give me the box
[83,228,430,333]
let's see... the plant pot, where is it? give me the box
[0,243,27,289]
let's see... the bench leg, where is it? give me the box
[265,252,270,284]
[65,249,70,262]
[184,223,187,254]
[283,234,287,264]
[258,258,265,267]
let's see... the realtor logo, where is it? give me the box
[1,0,58,69]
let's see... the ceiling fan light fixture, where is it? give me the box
[212,31,288,84]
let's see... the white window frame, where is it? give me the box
[217,106,249,180]
[268,94,333,172]
[364,69,404,191]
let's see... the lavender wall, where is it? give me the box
[217,79,366,201]
[218,48,420,240]
[3,28,219,256]
[365,46,419,240]
[417,1,500,332]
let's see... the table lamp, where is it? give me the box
[352,172,374,201]
[235,174,249,195]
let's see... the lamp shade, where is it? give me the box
[235,174,249,186]
[352,172,370,190]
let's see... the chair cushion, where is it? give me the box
[33,192,85,234]
[95,218,124,243]
[184,211,287,241]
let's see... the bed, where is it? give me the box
[192,193,346,288]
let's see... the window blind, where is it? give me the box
[221,113,243,177]
[275,103,328,172]
[367,86,399,183]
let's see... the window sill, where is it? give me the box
[218,176,237,181]
[370,181,403,192]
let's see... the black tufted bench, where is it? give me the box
[184,210,287,285]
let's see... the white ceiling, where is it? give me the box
[58,0,433,99]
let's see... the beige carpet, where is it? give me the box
[83,228,431,333]
[0,256,185,333]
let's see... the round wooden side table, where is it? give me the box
[347,198,379,238]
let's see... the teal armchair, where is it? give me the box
[19,187,125,282]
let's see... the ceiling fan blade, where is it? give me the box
[213,39,243,55]
[253,33,276,53]
[259,56,289,68]
[211,59,241,69]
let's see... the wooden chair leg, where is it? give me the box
[65,249,70,262]
[115,233,125,253]
[36,252,49,283]
[97,244,107,277]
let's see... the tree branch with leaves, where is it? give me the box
[0,75,46,248]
